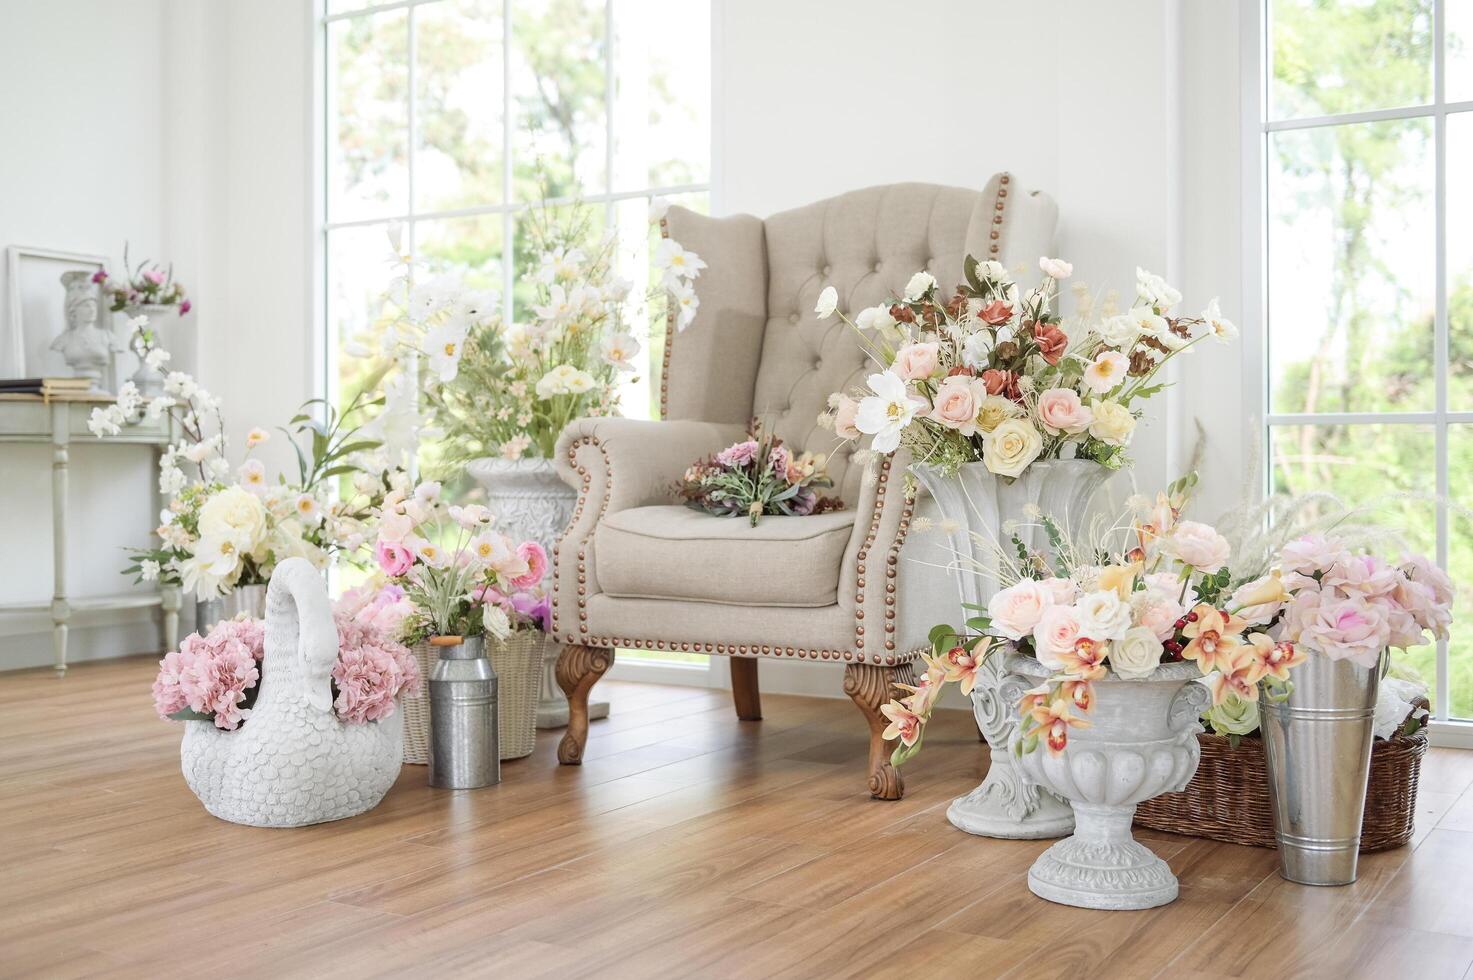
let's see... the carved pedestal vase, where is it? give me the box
[465,456,605,729]
[912,459,1108,839]
[1012,656,1210,910]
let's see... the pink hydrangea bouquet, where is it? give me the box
[152,588,420,731]
[372,480,549,643]
[675,424,842,527]
[817,258,1236,478]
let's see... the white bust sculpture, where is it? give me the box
[49,269,112,387]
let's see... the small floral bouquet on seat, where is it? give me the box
[675,423,843,527]
[372,480,550,643]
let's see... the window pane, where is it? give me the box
[328,11,410,222]
[1271,423,1440,704]
[327,0,378,13]
[1448,426,1473,718]
[1449,1,1473,102]
[328,225,401,412]
[415,0,505,211]
[1267,119,1434,414]
[1268,0,1433,120]
[415,214,505,293]
[1451,113,1473,409]
[610,2,710,191]
[511,0,608,202]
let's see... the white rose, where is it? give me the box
[814,286,838,320]
[987,580,1056,640]
[1039,256,1073,280]
[855,305,898,336]
[1096,314,1140,348]
[1088,400,1136,446]
[1135,267,1182,310]
[1075,590,1133,642]
[1111,626,1164,679]
[1167,520,1232,573]
[904,271,937,301]
[482,603,512,640]
[983,418,1043,478]
[197,486,269,553]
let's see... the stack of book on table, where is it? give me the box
[0,378,112,401]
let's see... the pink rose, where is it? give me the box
[1288,590,1390,668]
[987,580,1056,640]
[1166,520,1231,573]
[833,395,862,440]
[1323,554,1399,598]
[375,538,413,577]
[1035,388,1094,435]
[1404,554,1455,607]
[1391,577,1450,640]
[893,342,940,381]
[978,300,1013,326]
[1031,605,1082,670]
[509,541,548,590]
[1039,577,1079,605]
[1279,533,1350,576]
[932,376,984,436]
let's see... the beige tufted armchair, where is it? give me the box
[551,175,1057,799]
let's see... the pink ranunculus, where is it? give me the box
[931,376,983,436]
[893,342,941,381]
[1035,388,1094,435]
[1290,590,1391,668]
[375,538,414,577]
[1323,554,1399,598]
[1278,533,1350,576]
[1166,520,1231,573]
[988,579,1056,640]
[1032,605,1083,671]
[833,395,862,440]
[509,541,548,590]
[715,440,759,468]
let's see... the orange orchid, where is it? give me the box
[880,699,923,746]
[1180,603,1248,674]
[894,656,948,717]
[1242,635,1305,684]
[1054,637,1109,680]
[1209,649,1261,706]
[940,639,991,696]
[1029,696,1092,755]
[1062,678,1094,713]
[1019,682,1052,718]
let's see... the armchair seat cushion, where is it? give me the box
[593,506,856,608]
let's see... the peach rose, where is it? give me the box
[833,395,861,440]
[1035,388,1094,435]
[988,579,1057,640]
[981,369,1019,399]
[932,376,985,436]
[893,342,940,381]
[978,299,1013,326]
[1032,321,1069,365]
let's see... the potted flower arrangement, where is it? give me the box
[94,245,193,395]
[152,558,418,827]
[371,480,551,762]
[675,423,842,526]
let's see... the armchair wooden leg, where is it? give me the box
[843,662,917,801]
[555,645,612,765]
[730,657,762,721]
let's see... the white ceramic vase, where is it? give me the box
[465,456,605,729]
[180,558,403,828]
[125,303,190,390]
[911,459,1109,840]
[1012,655,1210,910]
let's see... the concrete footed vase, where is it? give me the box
[466,455,606,729]
[1012,656,1209,910]
[179,558,403,828]
[911,459,1108,840]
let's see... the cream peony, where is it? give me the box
[197,486,269,554]
[1087,400,1136,446]
[1075,590,1133,641]
[983,418,1043,478]
[1167,520,1232,573]
[988,580,1057,640]
[1110,626,1163,679]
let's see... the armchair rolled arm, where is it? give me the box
[842,448,920,665]
[550,417,747,642]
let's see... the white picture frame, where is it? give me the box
[3,245,113,382]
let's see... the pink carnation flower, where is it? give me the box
[715,440,758,468]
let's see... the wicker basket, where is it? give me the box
[1134,701,1429,851]
[402,632,545,765]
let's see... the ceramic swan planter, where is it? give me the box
[180,558,404,827]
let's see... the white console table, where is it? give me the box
[0,395,180,674]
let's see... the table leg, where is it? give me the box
[51,429,69,676]
[161,585,181,653]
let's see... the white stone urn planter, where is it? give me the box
[180,558,403,828]
[1012,655,1210,910]
[911,459,1109,839]
[465,456,606,729]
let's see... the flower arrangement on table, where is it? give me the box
[94,244,192,315]
[816,258,1237,478]
[152,584,420,731]
[88,376,398,599]
[371,480,550,643]
[675,423,843,526]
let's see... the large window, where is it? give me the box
[1254,0,1473,722]
[321,0,711,421]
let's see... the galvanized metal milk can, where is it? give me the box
[428,635,501,789]
[1261,652,1381,886]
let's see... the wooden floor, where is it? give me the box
[4,659,1473,980]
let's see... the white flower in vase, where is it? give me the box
[854,371,922,453]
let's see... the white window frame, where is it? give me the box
[1242,0,1473,747]
[313,0,725,685]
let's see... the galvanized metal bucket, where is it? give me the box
[427,635,501,790]
[1260,653,1381,886]
[195,583,267,632]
